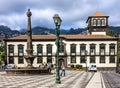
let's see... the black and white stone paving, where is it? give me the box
[0,70,120,88]
[0,70,92,88]
[102,71,120,88]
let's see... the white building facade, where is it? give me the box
[4,11,118,70]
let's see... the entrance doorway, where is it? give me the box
[59,58,67,67]
[59,59,64,67]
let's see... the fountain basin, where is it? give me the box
[5,68,49,75]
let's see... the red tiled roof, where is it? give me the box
[92,11,105,16]
[86,11,108,23]
[5,34,117,41]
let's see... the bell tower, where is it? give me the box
[86,11,109,35]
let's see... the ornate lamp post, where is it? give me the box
[53,14,62,84]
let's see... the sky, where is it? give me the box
[0,0,120,30]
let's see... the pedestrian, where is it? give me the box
[61,65,65,76]
[47,63,51,73]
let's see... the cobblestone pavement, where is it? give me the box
[0,70,94,88]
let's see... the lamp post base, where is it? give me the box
[56,72,61,84]
[56,80,61,84]
[56,66,61,84]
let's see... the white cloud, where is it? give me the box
[0,0,120,30]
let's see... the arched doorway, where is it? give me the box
[59,59,64,67]
[59,58,67,67]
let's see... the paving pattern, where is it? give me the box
[102,71,120,88]
[0,70,93,88]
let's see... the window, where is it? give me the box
[100,56,105,63]
[37,44,43,54]
[70,44,76,53]
[71,56,76,63]
[80,56,86,63]
[93,19,97,26]
[8,45,14,53]
[102,19,105,26]
[90,56,95,63]
[90,44,95,53]
[100,44,105,53]
[97,19,101,26]
[109,56,115,63]
[80,44,86,53]
[9,57,14,64]
[18,57,23,64]
[109,44,115,53]
[37,56,43,63]
[59,44,65,53]
[47,57,52,63]
[47,44,52,54]
[18,45,24,55]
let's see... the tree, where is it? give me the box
[0,45,5,65]
[117,42,120,67]
[107,30,115,36]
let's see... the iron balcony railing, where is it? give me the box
[7,51,117,57]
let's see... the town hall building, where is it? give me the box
[4,11,118,70]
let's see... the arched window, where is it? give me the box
[101,19,105,26]
[37,44,43,54]
[90,44,96,53]
[8,44,14,54]
[93,19,97,26]
[70,44,76,53]
[97,19,101,26]
[100,44,105,53]
[18,44,24,64]
[47,44,52,54]
[18,44,24,55]
[80,44,86,53]
[109,44,115,53]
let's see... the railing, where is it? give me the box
[7,51,117,57]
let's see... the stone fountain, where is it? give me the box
[5,9,49,75]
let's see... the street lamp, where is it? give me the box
[53,14,62,84]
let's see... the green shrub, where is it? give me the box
[75,64,82,69]
[76,64,80,69]
[79,65,82,69]
[70,64,74,68]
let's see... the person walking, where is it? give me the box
[47,63,51,73]
[61,65,65,76]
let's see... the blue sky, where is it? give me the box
[0,0,120,30]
